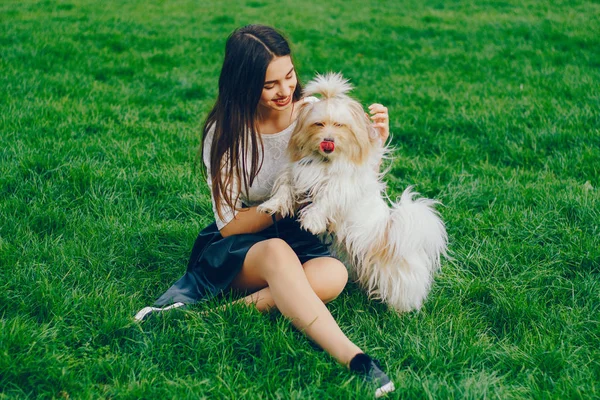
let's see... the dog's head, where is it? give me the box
[288,73,375,164]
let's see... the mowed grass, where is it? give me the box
[1,0,599,398]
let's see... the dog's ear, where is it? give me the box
[347,100,375,163]
[297,98,315,114]
[287,128,303,162]
[287,100,315,162]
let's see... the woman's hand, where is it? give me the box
[367,103,390,143]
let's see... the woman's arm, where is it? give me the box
[204,126,273,238]
[219,206,281,237]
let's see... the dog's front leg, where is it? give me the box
[258,169,296,217]
[298,203,329,234]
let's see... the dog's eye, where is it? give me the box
[313,122,325,127]
[333,122,345,127]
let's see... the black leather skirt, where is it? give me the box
[153,217,331,306]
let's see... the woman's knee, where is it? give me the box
[305,258,349,303]
[327,260,349,300]
[246,238,301,277]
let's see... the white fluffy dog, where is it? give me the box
[259,73,448,313]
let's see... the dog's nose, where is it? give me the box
[323,137,334,143]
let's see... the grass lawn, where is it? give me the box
[1,0,599,398]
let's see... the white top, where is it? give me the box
[203,96,318,229]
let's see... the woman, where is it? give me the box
[135,24,394,397]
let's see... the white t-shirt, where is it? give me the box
[203,97,318,229]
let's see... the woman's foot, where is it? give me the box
[133,302,186,322]
[349,353,395,398]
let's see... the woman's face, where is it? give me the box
[259,55,297,111]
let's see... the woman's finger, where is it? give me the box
[370,112,388,121]
[368,103,386,111]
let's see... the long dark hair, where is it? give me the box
[201,25,303,221]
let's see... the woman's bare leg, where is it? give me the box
[239,256,347,311]
[230,238,362,366]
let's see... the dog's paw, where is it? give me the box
[300,208,328,234]
[257,198,280,215]
[258,197,294,217]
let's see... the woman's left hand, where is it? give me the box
[367,103,390,143]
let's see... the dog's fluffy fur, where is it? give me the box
[259,73,448,312]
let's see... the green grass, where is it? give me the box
[1,0,599,398]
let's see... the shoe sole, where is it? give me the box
[134,302,186,322]
[375,381,395,398]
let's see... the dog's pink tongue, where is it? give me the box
[320,141,335,153]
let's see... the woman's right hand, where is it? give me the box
[219,206,278,237]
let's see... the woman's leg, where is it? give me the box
[238,256,347,310]
[230,238,362,366]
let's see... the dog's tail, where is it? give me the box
[303,72,353,99]
[355,187,448,313]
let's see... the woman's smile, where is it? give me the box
[272,95,292,107]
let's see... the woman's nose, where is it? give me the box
[278,85,292,97]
